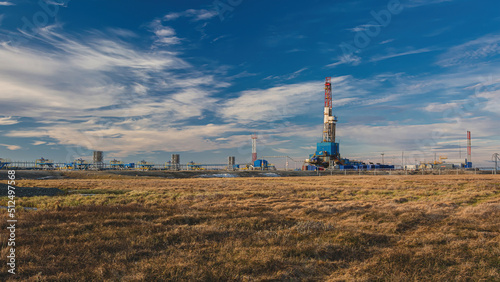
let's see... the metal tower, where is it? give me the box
[466,131,472,168]
[492,153,499,174]
[305,77,342,168]
[251,134,258,163]
[322,77,337,143]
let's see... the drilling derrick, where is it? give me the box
[323,77,337,143]
[465,131,472,168]
[304,77,394,171]
[306,77,342,169]
[251,134,258,163]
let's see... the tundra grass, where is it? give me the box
[0,175,498,281]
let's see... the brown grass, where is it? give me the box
[0,175,499,281]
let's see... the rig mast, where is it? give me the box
[465,131,472,168]
[305,77,342,168]
[322,77,337,143]
[251,134,258,163]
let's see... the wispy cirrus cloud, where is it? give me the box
[437,34,500,67]
[423,102,460,112]
[326,54,361,68]
[0,25,195,119]
[264,68,308,81]
[379,39,395,45]
[0,25,238,157]
[164,9,217,21]
[346,24,381,33]
[0,1,14,6]
[45,0,70,7]
[370,48,435,62]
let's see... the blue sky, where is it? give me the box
[0,0,499,166]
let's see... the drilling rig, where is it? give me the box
[465,130,472,168]
[306,77,344,168]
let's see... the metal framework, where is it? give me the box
[251,134,258,163]
[262,156,302,171]
[467,131,472,163]
[493,153,499,174]
[322,77,337,143]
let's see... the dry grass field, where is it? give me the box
[1,175,499,281]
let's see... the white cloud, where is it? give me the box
[423,102,460,112]
[45,0,69,7]
[7,122,245,157]
[32,141,46,146]
[2,22,498,161]
[370,48,435,62]
[437,34,500,67]
[107,28,138,38]
[220,81,321,123]
[338,116,498,164]
[0,26,240,156]
[264,68,308,81]
[0,2,14,6]
[164,13,181,21]
[326,54,361,68]
[379,39,395,45]
[219,76,376,123]
[476,89,500,115]
[133,83,148,95]
[346,24,381,33]
[0,116,18,125]
[0,26,199,121]
[0,144,20,150]
[273,148,295,154]
[227,71,258,80]
[155,27,175,37]
[149,20,182,45]
[164,9,217,22]
[44,0,71,7]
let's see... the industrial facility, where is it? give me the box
[0,77,489,173]
[303,78,395,171]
